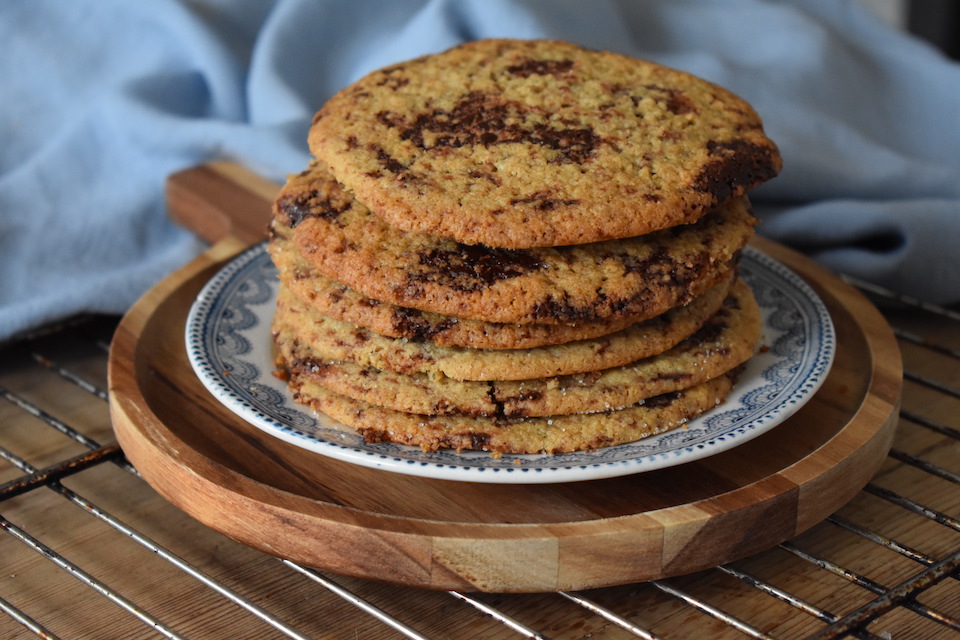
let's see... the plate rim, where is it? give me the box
[184,244,836,484]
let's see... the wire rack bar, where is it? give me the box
[827,514,957,575]
[886,448,960,486]
[0,437,320,639]
[558,590,665,640]
[823,518,960,632]
[0,384,104,452]
[892,326,960,360]
[719,563,834,620]
[903,371,960,400]
[29,353,109,402]
[447,591,551,640]
[0,445,123,503]
[780,540,960,636]
[864,484,960,534]
[0,514,185,640]
[281,561,432,640]
[0,595,62,640]
[839,275,960,322]
[70,490,316,640]
[900,410,960,440]
[804,548,960,640]
[650,579,776,640]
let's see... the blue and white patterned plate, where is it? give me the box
[186,244,835,484]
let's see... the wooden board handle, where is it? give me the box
[166,162,281,245]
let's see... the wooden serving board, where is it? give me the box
[108,163,902,593]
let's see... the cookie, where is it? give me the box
[275,278,759,418]
[272,273,734,382]
[308,39,780,249]
[270,229,654,350]
[288,369,739,455]
[272,161,755,326]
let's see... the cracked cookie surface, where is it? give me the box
[272,161,755,326]
[271,273,735,382]
[308,39,780,248]
[274,278,759,418]
[270,230,660,350]
[287,369,738,455]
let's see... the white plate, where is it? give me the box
[186,245,835,484]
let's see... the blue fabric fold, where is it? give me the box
[2,0,958,341]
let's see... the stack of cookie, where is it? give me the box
[269,39,781,455]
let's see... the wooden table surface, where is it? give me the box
[1,172,959,638]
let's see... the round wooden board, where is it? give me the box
[108,234,902,593]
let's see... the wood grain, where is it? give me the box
[107,164,903,593]
[166,162,280,245]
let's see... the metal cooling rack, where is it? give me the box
[1,279,959,639]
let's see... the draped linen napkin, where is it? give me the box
[2,0,958,341]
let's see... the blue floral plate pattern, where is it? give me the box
[185,244,835,484]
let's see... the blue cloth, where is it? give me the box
[2,0,958,341]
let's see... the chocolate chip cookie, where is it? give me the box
[308,39,780,248]
[288,370,739,455]
[274,277,759,418]
[271,273,735,382]
[272,160,755,326]
[270,229,660,350]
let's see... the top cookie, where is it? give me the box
[308,39,781,248]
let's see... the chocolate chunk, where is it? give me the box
[391,307,457,342]
[409,243,544,292]
[497,389,545,419]
[642,85,698,115]
[506,58,574,77]
[530,293,600,323]
[618,247,709,289]
[372,145,408,175]
[643,391,681,409]
[510,192,580,211]
[381,92,600,164]
[653,371,692,382]
[688,317,729,345]
[360,428,389,444]
[469,432,492,449]
[291,357,334,377]
[467,170,502,186]
[276,190,349,228]
[695,139,780,202]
